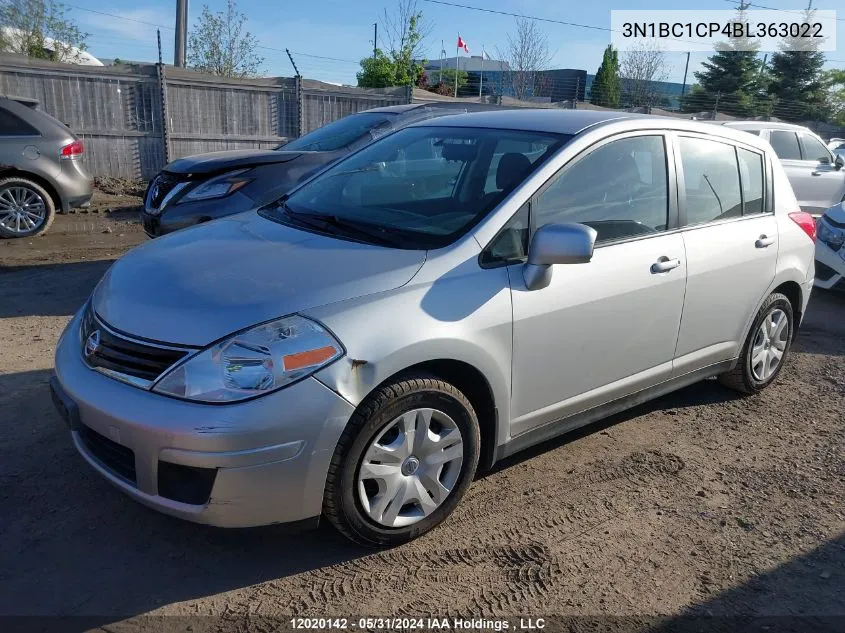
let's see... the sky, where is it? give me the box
[65,0,845,86]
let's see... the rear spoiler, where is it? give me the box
[1,94,40,109]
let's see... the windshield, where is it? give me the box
[280,112,395,151]
[271,125,567,249]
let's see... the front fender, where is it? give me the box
[308,263,513,453]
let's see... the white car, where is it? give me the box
[828,138,845,160]
[721,122,845,216]
[815,202,845,291]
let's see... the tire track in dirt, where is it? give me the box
[285,451,685,616]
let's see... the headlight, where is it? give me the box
[153,315,343,403]
[817,219,845,251]
[180,169,252,203]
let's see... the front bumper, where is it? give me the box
[813,240,845,292]
[52,311,355,528]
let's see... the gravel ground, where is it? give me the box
[0,203,843,632]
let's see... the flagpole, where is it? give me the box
[455,34,459,97]
[439,39,444,84]
[479,46,484,98]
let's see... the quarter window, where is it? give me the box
[0,107,39,136]
[737,148,764,215]
[768,131,802,160]
[679,137,742,225]
[534,135,668,244]
[480,203,529,266]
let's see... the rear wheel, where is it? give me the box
[719,292,794,394]
[323,373,480,547]
[0,178,55,238]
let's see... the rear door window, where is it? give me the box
[678,137,742,225]
[768,131,802,160]
[0,107,39,136]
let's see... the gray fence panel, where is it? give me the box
[301,82,408,134]
[0,55,413,180]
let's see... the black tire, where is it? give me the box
[323,373,480,547]
[718,292,794,394]
[0,177,56,238]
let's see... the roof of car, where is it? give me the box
[363,104,428,114]
[719,120,812,132]
[413,108,642,135]
[407,109,777,153]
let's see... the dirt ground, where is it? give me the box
[1,197,843,632]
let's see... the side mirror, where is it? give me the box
[835,155,845,170]
[523,222,597,290]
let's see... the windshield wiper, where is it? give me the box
[282,205,402,247]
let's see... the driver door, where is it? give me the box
[506,132,687,437]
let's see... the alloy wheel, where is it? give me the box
[750,308,789,382]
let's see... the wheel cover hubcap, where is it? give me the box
[751,308,789,382]
[0,186,47,234]
[357,407,464,528]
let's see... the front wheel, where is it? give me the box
[323,374,480,547]
[719,292,794,394]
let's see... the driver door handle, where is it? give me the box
[755,235,776,248]
[651,256,681,274]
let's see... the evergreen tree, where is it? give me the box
[681,1,764,116]
[768,3,826,122]
[590,45,621,108]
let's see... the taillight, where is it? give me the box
[788,212,816,242]
[61,139,84,159]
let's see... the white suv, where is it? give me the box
[721,121,845,216]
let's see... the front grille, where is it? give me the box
[158,461,217,505]
[81,306,190,383]
[78,424,137,484]
[146,172,181,209]
[815,259,838,282]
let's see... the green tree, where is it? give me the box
[590,45,621,108]
[426,67,467,96]
[0,0,87,63]
[357,49,397,88]
[357,3,426,87]
[681,1,764,116]
[188,0,264,78]
[822,69,845,126]
[768,3,827,121]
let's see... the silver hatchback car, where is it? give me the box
[52,110,816,546]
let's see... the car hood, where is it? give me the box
[92,213,426,346]
[165,149,309,175]
[823,201,845,225]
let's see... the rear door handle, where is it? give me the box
[755,235,776,248]
[811,171,823,176]
[651,256,681,274]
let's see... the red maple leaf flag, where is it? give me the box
[457,36,469,53]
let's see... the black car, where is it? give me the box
[142,103,489,237]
